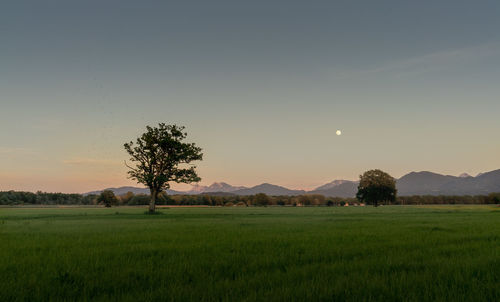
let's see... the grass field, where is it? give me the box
[0,206,498,301]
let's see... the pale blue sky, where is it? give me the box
[1,1,500,192]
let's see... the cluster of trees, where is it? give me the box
[113,192,358,207]
[2,190,498,206]
[121,192,500,206]
[0,191,96,205]
[397,193,500,205]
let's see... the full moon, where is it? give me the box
[336,130,342,136]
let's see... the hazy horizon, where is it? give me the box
[3,167,499,194]
[2,1,500,193]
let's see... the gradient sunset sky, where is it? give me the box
[2,1,500,193]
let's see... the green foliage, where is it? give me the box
[0,206,498,301]
[126,194,151,206]
[252,193,271,206]
[97,190,118,207]
[1,190,499,207]
[124,123,203,212]
[0,191,95,205]
[119,191,135,205]
[488,192,500,203]
[357,169,397,206]
[297,194,325,206]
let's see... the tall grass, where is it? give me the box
[0,206,498,301]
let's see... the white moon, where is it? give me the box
[336,130,342,136]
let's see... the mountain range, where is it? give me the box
[86,169,500,197]
[396,169,500,196]
[188,182,246,194]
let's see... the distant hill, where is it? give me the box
[438,169,500,196]
[310,169,500,197]
[309,181,359,198]
[397,169,500,196]
[231,183,306,196]
[188,182,247,194]
[313,180,354,191]
[85,169,500,197]
[314,170,500,197]
[396,172,458,196]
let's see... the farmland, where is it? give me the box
[0,206,498,301]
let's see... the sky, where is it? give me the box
[1,0,500,193]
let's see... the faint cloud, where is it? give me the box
[336,41,500,79]
[0,147,35,154]
[62,158,121,166]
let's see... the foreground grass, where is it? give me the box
[0,206,498,301]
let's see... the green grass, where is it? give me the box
[0,206,498,301]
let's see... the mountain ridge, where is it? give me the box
[86,169,500,197]
[231,183,306,196]
[187,182,247,194]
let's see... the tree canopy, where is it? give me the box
[97,190,118,207]
[124,123,203,213]
[356,169,397,207]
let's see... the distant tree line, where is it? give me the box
[0,191,95,205]
[396,194,500,205]
[1,190,499,206]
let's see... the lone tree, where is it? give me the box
[97,190,118,207]
[124,123,203,213]
[356,169,397,207]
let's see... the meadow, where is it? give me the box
[0,206,498,301]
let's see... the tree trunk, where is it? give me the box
[149,189,157,213]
